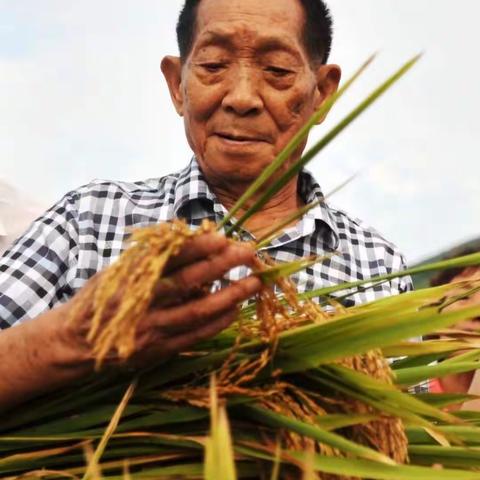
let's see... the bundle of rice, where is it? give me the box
[1,243,480,479]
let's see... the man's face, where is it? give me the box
[162,0,340,187]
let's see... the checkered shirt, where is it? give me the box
[0,157,413,327]
[0,158,428,393]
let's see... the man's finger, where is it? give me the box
[132,310,237,368]
[151,276,262,332]
[155,243,257,299]
[166,310,238,354]
[164,232,228,272]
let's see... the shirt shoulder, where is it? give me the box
[61,172,186,227]
[0,170,186,328]
[329,205,399,253]
[71,172,181,204]
[326,204,412,294]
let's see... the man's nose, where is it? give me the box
[221,67,264,116]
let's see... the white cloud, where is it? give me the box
[0,1,189,201]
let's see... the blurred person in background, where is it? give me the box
[0,179,46,256]
[429,246,480,409]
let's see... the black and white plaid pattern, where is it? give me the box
[0,158,428,393]
[0,157,412,327]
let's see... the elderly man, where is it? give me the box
[0,0,411,411]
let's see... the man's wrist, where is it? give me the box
[38,303,95,372]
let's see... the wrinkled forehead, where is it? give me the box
[193,0,307,55]
[193,25,306,61]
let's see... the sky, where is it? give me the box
[0,0,479,263]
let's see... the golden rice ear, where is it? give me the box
[68,219,216,368]
[340,351,409,464]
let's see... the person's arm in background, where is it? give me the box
[0,194,261,412]
[433,265,480,406]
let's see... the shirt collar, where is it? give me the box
[172,157,339,249]
[297,168,340,250]
[172,157,226,219]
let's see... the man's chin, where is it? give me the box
[199,152,274,184]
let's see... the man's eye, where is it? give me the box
[201,63,225,73]
[266,66,293,77]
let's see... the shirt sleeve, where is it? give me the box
[0,192,79,328]
[389,252,413,295]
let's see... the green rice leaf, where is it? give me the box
[408,425,480,446]
[257,255,333,285]
[301,450,317,480]
[305,367,457,426]
[315,413,379,431]
[204,376,237,480]
[383,340,480,359]
[289,452,480,480]
[301,252,480,301]
[82,382,136,480]
[409,445,480,469]
[269,442,282,480]
[414,393,479,409]
[394,362,480,386]
[275,300,480,371]
[241,405,396,465]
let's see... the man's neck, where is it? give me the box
[210,177,304,238]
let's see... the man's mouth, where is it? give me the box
[215,132,266,143]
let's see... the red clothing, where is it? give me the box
[429,378,444,393]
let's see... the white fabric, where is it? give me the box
[0,180,46,256]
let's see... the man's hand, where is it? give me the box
[61,231,261,367]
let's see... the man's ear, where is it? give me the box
[161,56,184,117]
[314,64,342,124]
